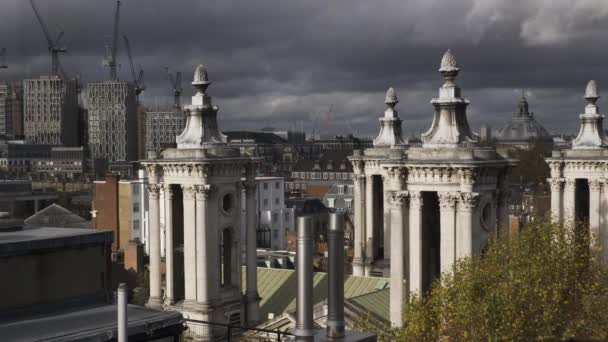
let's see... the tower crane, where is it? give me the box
[123,35,145,98]
[0,48,7,69]
[30,0,67,77]
[165,67,182,109]
[103,1,121,80]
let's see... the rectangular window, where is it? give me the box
[263,199,269,207]
[263,182,268,190]
[133,202,140,213]
[327,198,335,208]
[273,213,279,223]
[275,198,280,205]
[275,182,280,189]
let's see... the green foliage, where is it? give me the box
[509,143,552,185]
[356,221,608,341]
[130,268,150,305]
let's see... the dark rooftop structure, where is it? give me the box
[24,203,92,229]
[496,95,553,147]
[224,131,287,144]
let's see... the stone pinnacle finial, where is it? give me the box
[192,64,211,93]
[585,80,599,104]
[439,49,459,73]
[385,87,398,107]
[439,49,460,85]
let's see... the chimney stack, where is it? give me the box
[327,212,346,338]
[295,216,314,342]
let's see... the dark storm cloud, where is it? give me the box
[2,0,608,136]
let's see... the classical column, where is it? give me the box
[195,184,212,312]
[549,178,564,224]
[245,180,261,325]
[147,183,162,308]
[389,191,408,327]
[164,184,174,305]
[182,184,197,306]
[563,178,576,228]
[439,192,457,274]
[365,174,374,275]
[352,174,366,276]
[601,181,608,262]
[457,192,478,258]
[589,179,601,240]
[409,191,423,295]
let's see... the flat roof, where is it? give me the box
[0,303,184,341]
[0,227,112,257]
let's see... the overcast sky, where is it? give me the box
[2,0,608,138]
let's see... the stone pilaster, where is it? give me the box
[182,184,197,307]
[549,178,564,225]
[388,190,408,328]
[352,173,366,276]
[438,192,458,273]
[409,191,423,294]
[456,192,478,258]
[589,179,602,240]
[244,179,261,325]
[563,178,576,228]
[163,184,174,305]
[195,184,213,315]
[365,174,375,275]
[147,183,162,308]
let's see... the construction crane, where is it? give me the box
[103,1,121,80]
[165,67,182,109]
[123,35,145,98]
[0,48,7,69]
[30,0,67,77]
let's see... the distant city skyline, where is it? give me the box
[2,0,608,136]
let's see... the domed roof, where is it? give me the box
[495,95,552,143]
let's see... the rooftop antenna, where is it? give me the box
[0,48,7,69]
[123,35,145,100]
[30,0,67,77]
[165,67,182,110]
[103,1,121,80]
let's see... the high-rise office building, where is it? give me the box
[23,76,79,146]
[86,81,137,162]
[144,111,185,156]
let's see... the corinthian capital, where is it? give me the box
[458,192,479,210]
[387,190,409,207]
[148,183,161,199]
[589,179,602,192]
[163,184,174,199]
[438,192,458,210]
[195,184,213,199]
[181,184,196,199]
[564,178,576,190]
[409,191,423,209]
[548,178,564,192]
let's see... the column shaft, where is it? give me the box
[456,193,477,259]
[549,179,564,224]
[589,180,601,240]
[164,185,174,304]
[365,175,375,269]
[182,185,197,304]
[196,185,211,306]
[147,184,162,307]
[563,179,576,228]
[439,192,457,274]
[352,175,366,276]
[389,191,407,327]
[245,180,261,324]
[409,192,423,295]
[601,182,608,263]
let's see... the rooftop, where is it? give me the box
[24,204,91,229]
[0,227,112,257]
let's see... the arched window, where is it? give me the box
[221,228,232,287]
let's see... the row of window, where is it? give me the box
[291,171,352,180]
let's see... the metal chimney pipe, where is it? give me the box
[327,212,346,338]
[117,283,128,342]
[295,216,314,342]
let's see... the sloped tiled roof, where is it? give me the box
[24,204,92,229]
[241,267,389,320]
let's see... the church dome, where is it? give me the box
[495,94,552,143]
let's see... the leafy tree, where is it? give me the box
[130,268,150,306]
[356,221,608,341]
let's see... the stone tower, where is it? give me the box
[350,50,514,327]
[142,64,261,340]
[547,80,608,261]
